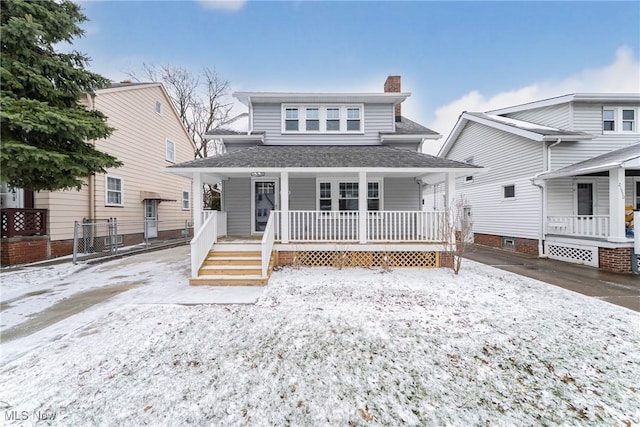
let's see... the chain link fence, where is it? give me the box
[73,218,192,263]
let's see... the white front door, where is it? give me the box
[252,180,277,234]
[144,200,158,239]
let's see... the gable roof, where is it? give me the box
[488,93,640,115]
[93,82,196,152]
[439,111,593,157]
[535,142,640,180]
[168,145,480,170]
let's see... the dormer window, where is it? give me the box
[282,104,364,133]
[603,107,637,133]
[285,108,299,131]
[347,108,361,131]
[326,108,340,131]
[306,108,319,131]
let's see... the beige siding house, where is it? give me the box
[1,83,195,265]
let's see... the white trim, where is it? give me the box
[281,104,365,134]
[503,184,516,200]
[234,91,411,106]
[275,243,447,252]
[315,177,383,211]
[182,190,190,211]
[381,134,442,141]
[545,235,633,249]
[487,93,640,115]
[105,175,124,207]
[165,139,176,163]
[250,177,279,235]
[167,166,483,176]
[602,106,638,134]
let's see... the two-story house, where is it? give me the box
[168,76,481,285]
[434,93,640,273]
[1,82,195,266]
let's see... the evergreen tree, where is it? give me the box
[0,0,122,191]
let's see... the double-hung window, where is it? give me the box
[367,182,380,211]
[166,139,176,162]
[182,190,190,210]
[282,105,364,133]
[346,107,361,131]
[339,183,359,211]
[285,108,299,131]
[604,107,638,133]
[326,108,340,131]
[306,108,319,131]
[319,182,332,211]
[106,176,123,206]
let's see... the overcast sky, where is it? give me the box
[74,1,640,148]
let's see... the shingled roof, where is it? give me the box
[169,145,479,169]
[384,116,439,136]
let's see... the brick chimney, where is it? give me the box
[384,75,402,122]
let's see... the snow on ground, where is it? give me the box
[1,259,638,426]
[0,246,263,365]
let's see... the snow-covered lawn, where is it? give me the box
[1,260,639,425]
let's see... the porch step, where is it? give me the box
[192,243,275,286]
[198,265,262,276]
[189,274,268,286]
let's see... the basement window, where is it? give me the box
[501,237,516,250]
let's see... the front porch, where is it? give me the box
[190,209,450,285]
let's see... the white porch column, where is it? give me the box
[280,170,289,243]
[444,172,456,242]
[608,166,626,242]
[359,171,367,243]
[193,172,203,233]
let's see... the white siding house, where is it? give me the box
[436,93,640,273]
[168,76,481,285]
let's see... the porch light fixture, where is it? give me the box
[251,172,265,177]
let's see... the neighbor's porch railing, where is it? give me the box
[1,208,48,238]
[273,210,445,243]
[546,215,610,238]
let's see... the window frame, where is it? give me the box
[603,106,638,134]
[503,184,515,200]
[316,178,383,212]
[182,190,190,211]
[155,100,163,115]
[282,104,365,134]
[166,139,176,163]
[105,175,124,207]
[574,179,596,216]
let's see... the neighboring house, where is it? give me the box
[433,93,640,273]
[168,76,481,285]
[1,82,195,265]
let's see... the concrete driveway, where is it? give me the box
[464,244,640,312]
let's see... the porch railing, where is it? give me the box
[191,211,218,277]
[261,214,276,278]
[273,210,445,243]
[202,210,227,237]
[368,211,445,242]
[546,215,610,238]
[1,208,48,238]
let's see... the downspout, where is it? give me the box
[88,92,98,221]
[530,138,562,257]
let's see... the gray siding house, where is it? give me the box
[434,93,640,273]
[168,76,480,285]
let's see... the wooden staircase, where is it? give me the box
[189,243,275,286]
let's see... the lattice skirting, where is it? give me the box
[544,242,598,267]
[280,251,440,268]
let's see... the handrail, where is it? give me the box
[190,211,218,278]
[261,213,276,278]
[547,215,610,237]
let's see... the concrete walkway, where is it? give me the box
[464,244,640,312]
